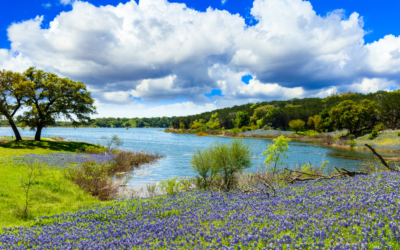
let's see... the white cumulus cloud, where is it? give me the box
[0,0,399,116]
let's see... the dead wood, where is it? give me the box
[284,166,368,184]
[365,144,399,172]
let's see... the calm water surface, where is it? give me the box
[1,127,397,189]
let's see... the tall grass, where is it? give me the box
[65,149,162,200]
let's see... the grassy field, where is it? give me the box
[0,140,110,230]
[354,131,400,151]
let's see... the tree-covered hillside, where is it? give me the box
[171,91,400,133]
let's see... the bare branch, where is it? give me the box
[365,144,399,172]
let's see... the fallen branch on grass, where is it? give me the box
[365,144,400,172]
[283,167,368,184]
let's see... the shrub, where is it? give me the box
[159,177,181,196]
[196,131,208,136]
[348,140,357,148]
[349,134,355,140]
[369,130,378,140]
[262,135,291,174]
[64,161,118,200]
[322,134,334,145]
[397,132,400,136]
[288,119,305,133]
[191,148,216,190]
[109,150,161,175]
[227,128,240,136]
[191,138,252,191]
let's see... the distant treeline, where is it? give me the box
[1,117,176,128]
[171,90,400,132]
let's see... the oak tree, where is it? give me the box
[19,67,96,141]
[0,70,33,141]
[329,99,380,135]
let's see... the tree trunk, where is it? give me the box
[35,125,43,141]
[9,119,22,141]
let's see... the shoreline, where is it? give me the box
[166,129,400,155]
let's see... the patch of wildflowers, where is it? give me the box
[1,172,400,249]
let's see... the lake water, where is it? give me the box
[1,127,397,189]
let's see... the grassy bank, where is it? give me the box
[0,140,110,230]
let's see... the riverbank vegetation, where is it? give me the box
[0,137,161,230]
[171,90,400,134]
[167,90,400,151]
[0,116,176,128]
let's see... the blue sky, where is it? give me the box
[2,0,399,49]
[1,0,400,117]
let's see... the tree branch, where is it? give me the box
[364,144,399,172]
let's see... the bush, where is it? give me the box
[110,150,161,175]
[196,131,208,136]
[397,132,400,136]
[349,134,355,140]
[262,135,291,174]
[159,177,181,196]
[65,161,118,200]
[191,138,252,191]
[348,140,357,148]
[190,148,216,190]
[288,119,305,133]
[369,130,378,140]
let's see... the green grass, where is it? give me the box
[0,139,99,156]
[354,131,400,151]
[0,140,110,230]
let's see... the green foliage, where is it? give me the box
[250,103,258,109]
[14,67,96,141]
[288,119,305,133]
[307,115,324,131]
[368,130,379,140]
[349,134,355,140]
[299,161,329,173]
[375,90,400,129]
[171,90,400,132]
[191,119,206,131]
[250,105,273,126]
[329,99,380,135]
[262,136,291,173]
[159,177,181,196]
[179,122,185,129]
[65,161,116,200]
[348,140,357,148]
[397,132,400,137]
[190,148,217,190]
[191,138,252,191]
[319,109,330,120]
[234,111,250,128]
[0,70,32,141]
[212,138,252,190]
[89,116,173,128]
[206,113,220,130]
[374,123,384,131]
